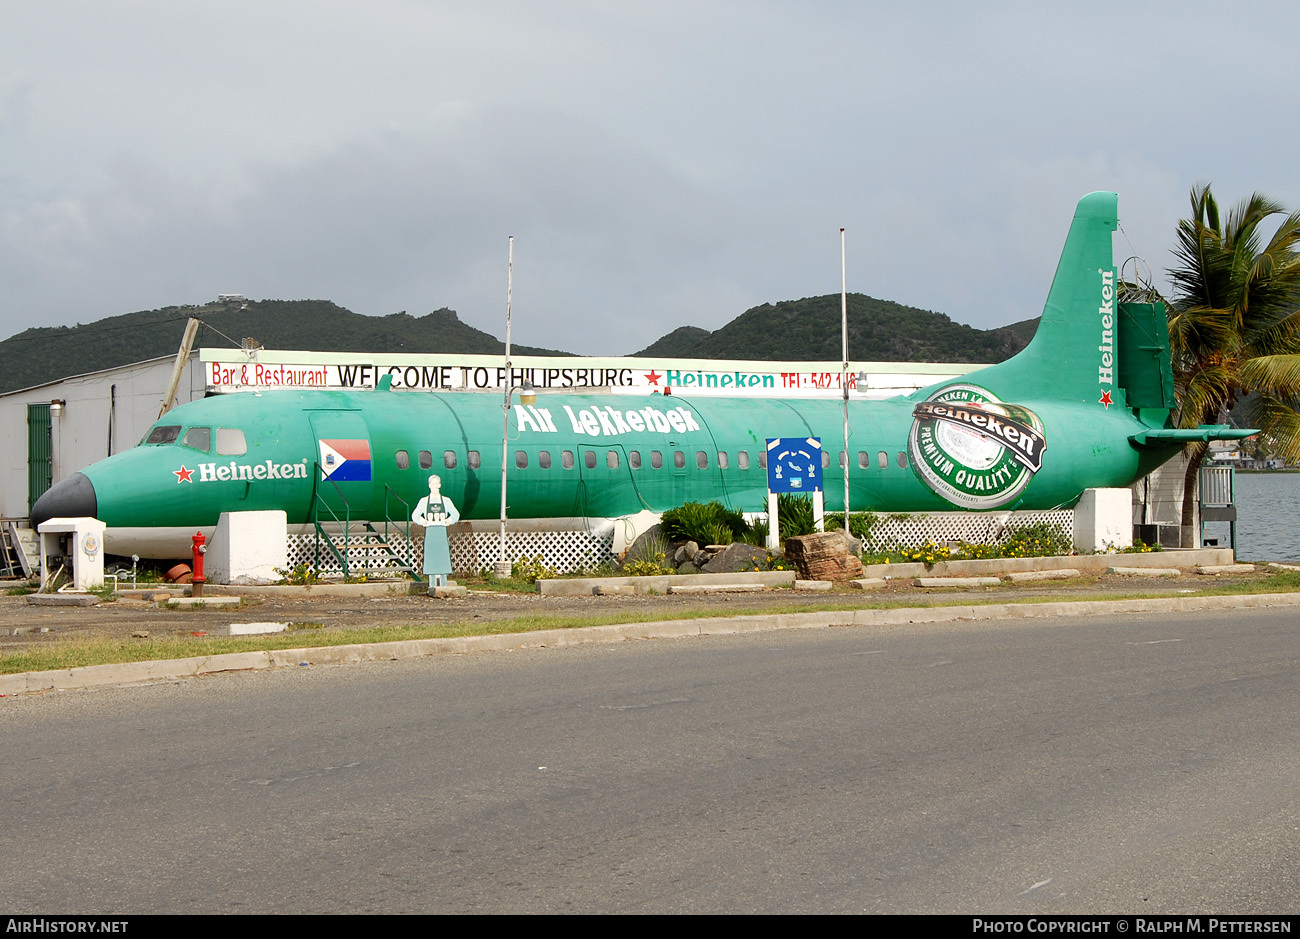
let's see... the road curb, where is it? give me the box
[5,591,1300,696]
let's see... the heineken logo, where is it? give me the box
[907,384,1046,509]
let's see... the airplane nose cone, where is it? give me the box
[30,472,98,529]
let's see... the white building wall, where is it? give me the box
[0,354,205,519]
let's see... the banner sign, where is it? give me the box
[200,350,978,400]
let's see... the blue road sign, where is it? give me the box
[766,437,822,493]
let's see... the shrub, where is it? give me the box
[511,554,557,584]
[824,510,878,541]
[998,522,1072,559]
[742,518,770,547]
[777,494,817,541]
[622,555,675,576]
[660,501,749,544]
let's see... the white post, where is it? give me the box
[840,227,850,539]
[766,492,780,552]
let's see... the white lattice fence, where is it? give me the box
[285,532,421,578]
[287,527,616,577]
[861,509,1074,551]
[450,529,617,575]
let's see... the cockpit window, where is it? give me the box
[181,427,211,452]
[216,428,247,456]
[145,425,181,445]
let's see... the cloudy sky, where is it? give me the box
[3,1,1297,355]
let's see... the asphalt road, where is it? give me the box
[2,607,1298,914]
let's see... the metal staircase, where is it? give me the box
[309,468,419,580]
[1,521,36,580]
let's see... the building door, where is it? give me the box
[27,404,52,516]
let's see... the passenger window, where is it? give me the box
[878,450,889,469]
[562,450,575,469]
[395,449,410,470]
[419,450,433,470]
[821,451,830,469]
[651,450,663,469]
[468,450,481,469]
[146,425,181,445]
[897,451,908,469]
[216,428,247,456]
[515,451,528,469]
[717,451,729,469]
[182,427,210,452]
[838,451,847,468]
[584,451,597,470]
[758,451,767,469]
[444,450,457,469]
[696,451,708,469]
[607,451,619,469]
[629,450,642,469]
[858,451,869,469]
[539,450,552,469]
[674,451,686,469]
[738,451,749,470]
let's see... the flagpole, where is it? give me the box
[841,228,851,540]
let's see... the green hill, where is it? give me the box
[632,294,1037,363]
[0,300,568,394]
[0,293,1039,393]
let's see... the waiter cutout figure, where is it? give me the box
[412,474,460,592]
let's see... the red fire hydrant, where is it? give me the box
[191,531,207,598]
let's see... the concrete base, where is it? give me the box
[1074,488,1132,553]
[159,596,243,608]
[849,578,888,590]
[540,570,795,596]
[1196,564,1255,575]
[27,594,100,607]
[667,584,769,594]
[1005,569,1081,583]
[1106,567,1180,577]
[203,581,420,598]
[227,622,288,635]
[860,547,1234,579]
[206,511,288,585]
[915,577,1001,588]
[794,580,833,591]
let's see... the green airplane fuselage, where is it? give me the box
[79,383,1177,537]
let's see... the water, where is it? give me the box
[1202,472,1300,562]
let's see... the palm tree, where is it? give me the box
[1165,184,1300,544]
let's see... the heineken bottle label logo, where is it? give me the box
[907,384,1046,509]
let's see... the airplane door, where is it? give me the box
[307,411,375,520]
[577,443,644,517]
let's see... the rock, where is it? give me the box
[682,540,700,561]
[700,543,769,574]
[783,531,865,583]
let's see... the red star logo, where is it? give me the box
[644,370,662,385]
[1099,390,1113,409]
[174,465,194,483]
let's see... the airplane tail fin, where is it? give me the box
[957,191,1140,411]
